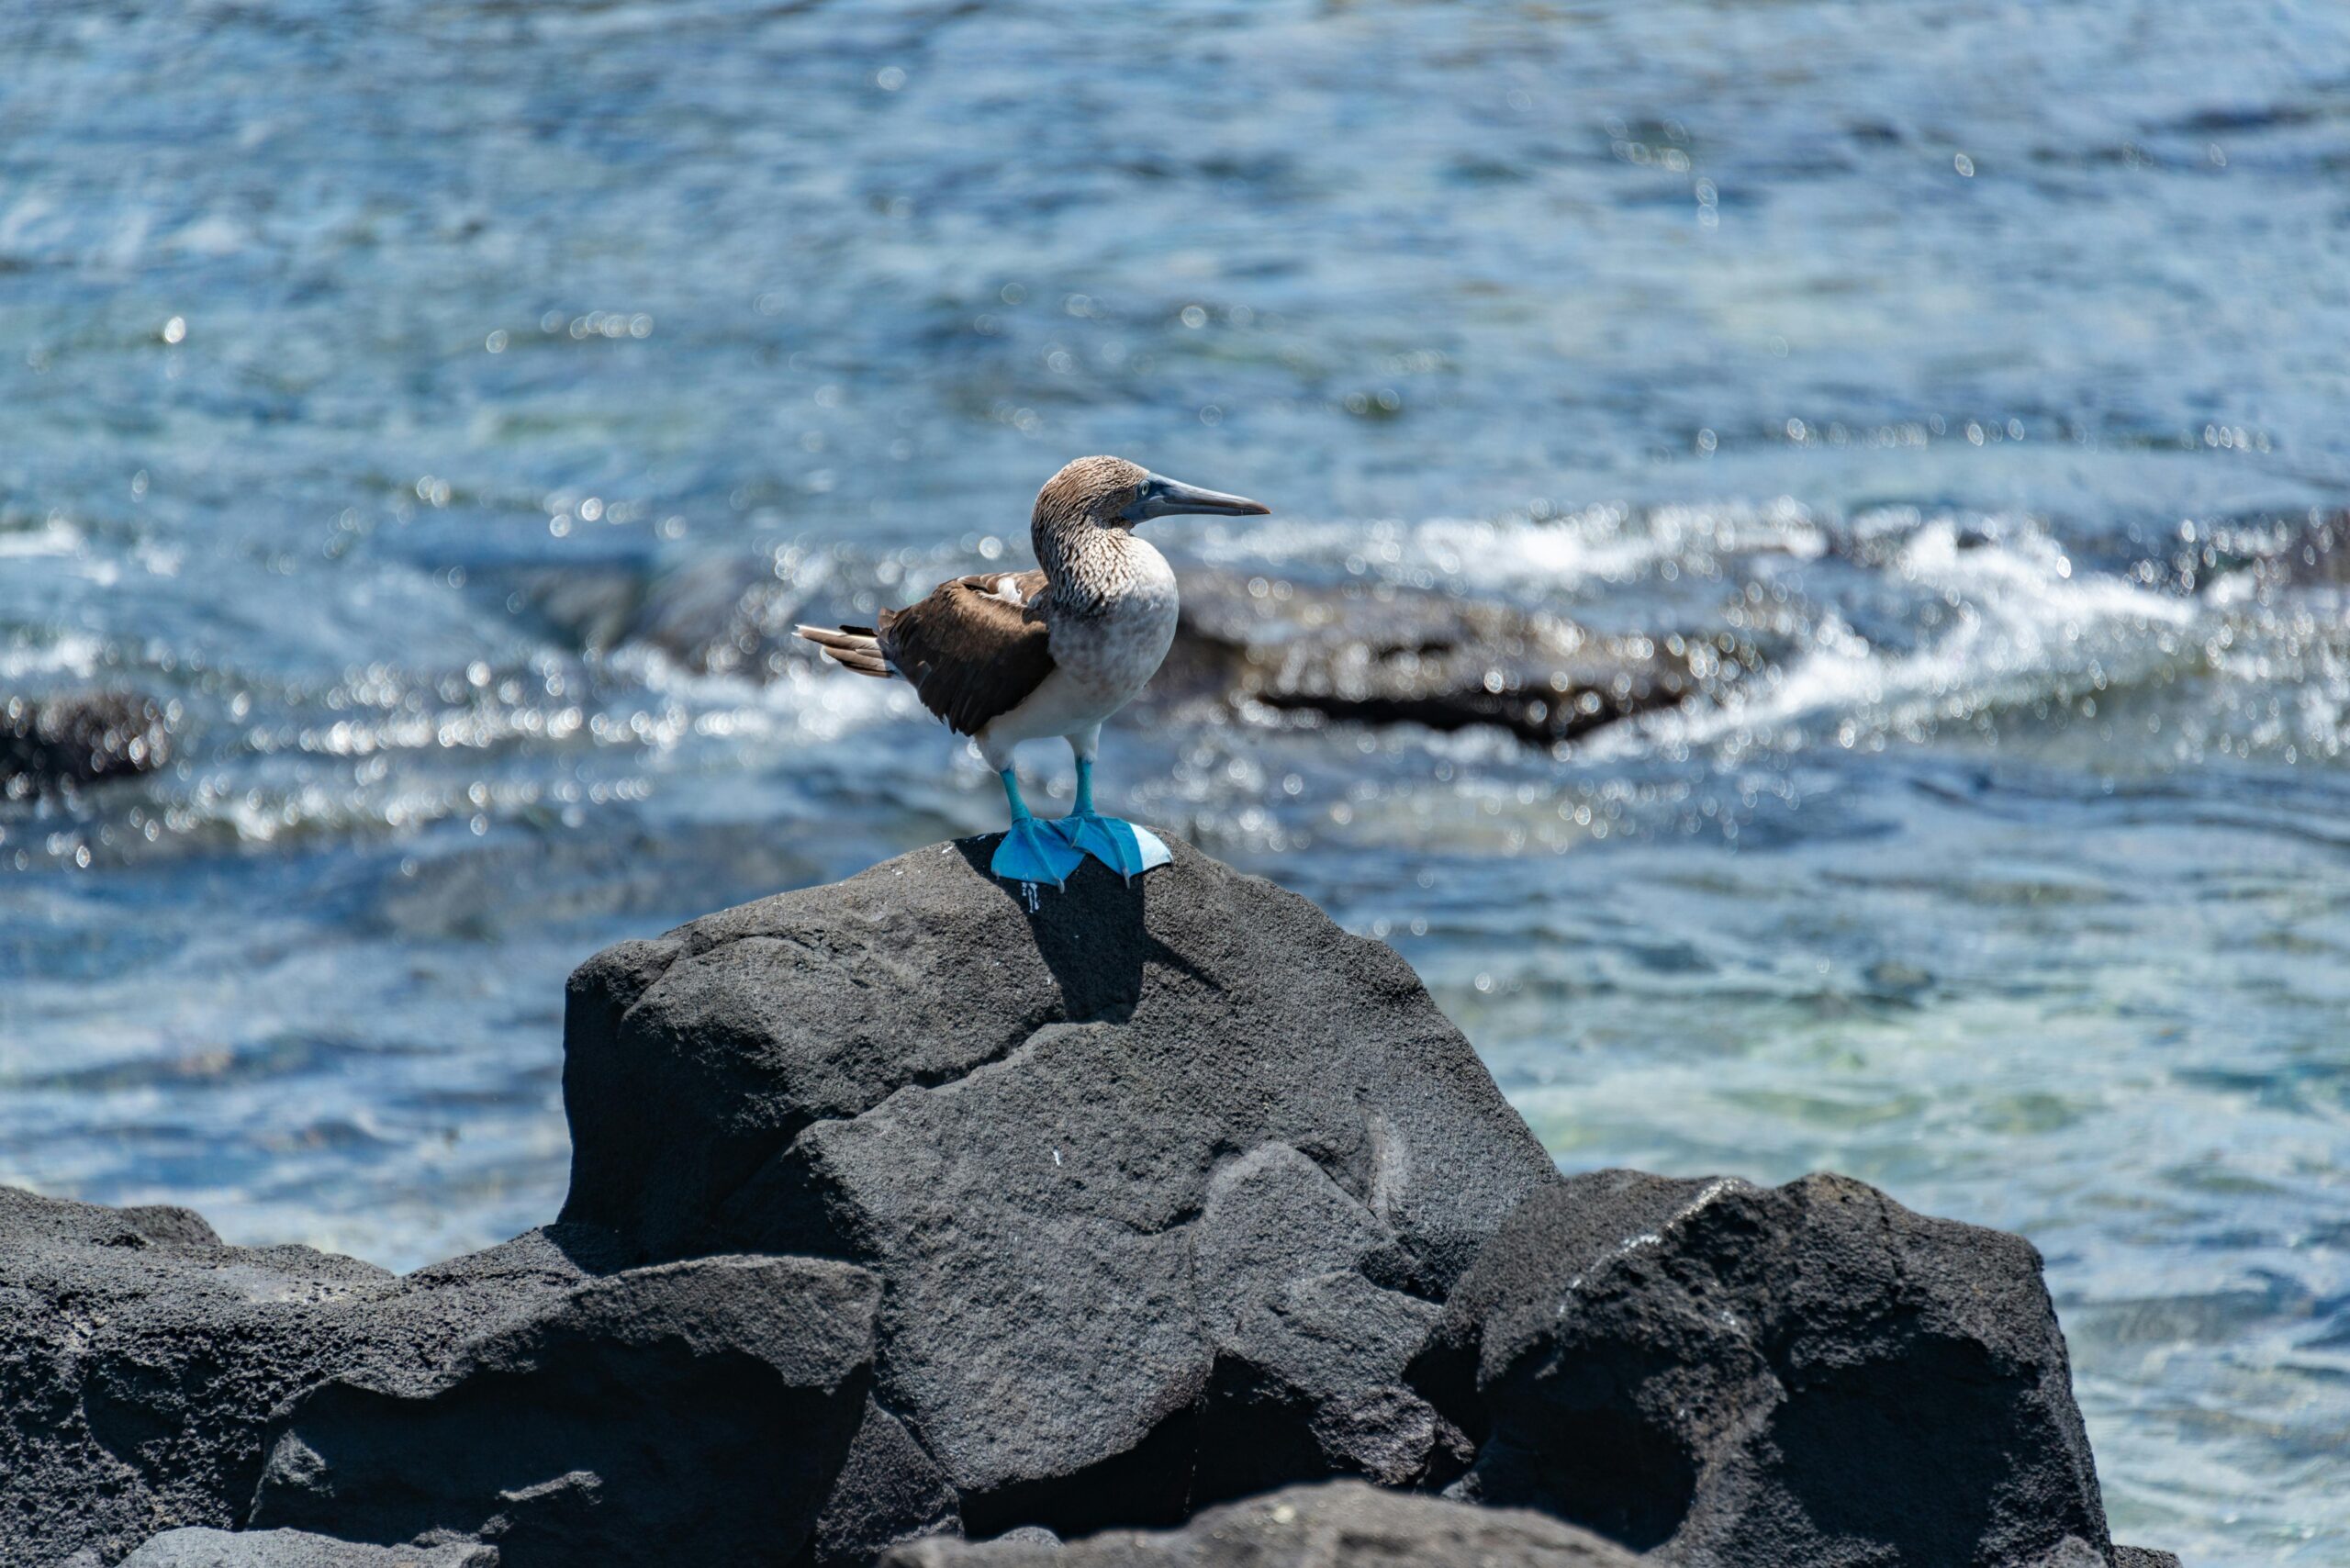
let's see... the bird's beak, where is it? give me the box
[1138,474,1270,520]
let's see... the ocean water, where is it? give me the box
[3,0,2346,1558]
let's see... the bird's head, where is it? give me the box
[1033,455,1269,532]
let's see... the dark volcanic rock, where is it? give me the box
[810,1398,963,1566]
[252,1255,880,1568]
[1189,1146,1467,1498]
[559,834,1560,1534]
[12,835,2156,1567]
[878,1480,1641,1567]
[1154,568,1718,745]
[114,1529,496,1566]
[0,1186,615,1568]
[1,690,172,799]
[1422,1169,2112,1567]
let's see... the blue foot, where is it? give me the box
[991,814,1086,889]
[1048,812,1172,882]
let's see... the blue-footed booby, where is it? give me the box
[795,455,1269,887]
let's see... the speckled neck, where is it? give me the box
[1035,514,1147,622]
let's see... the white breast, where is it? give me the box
[1049,536,1179,704]
[976,537,1179,752]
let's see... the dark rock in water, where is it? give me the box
[114,1528,497,1566]
[2178,506,2350,604]
[0,1186,613,1568]
[497,554,809,678]
[1154,568,1719,745]
[877,1480,1641,1567]
[498,552,1724,743]
[630,553,808,677]
[559,834,1560,1535]
[503,562,652,659]
[1162,567,1748,746]
[2113,1548,2183,1568]
[1,690,172,799]
[1422,1169,2112,1567]
[253,1253,878,1568]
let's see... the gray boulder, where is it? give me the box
[559,834,1560,1534]
[0,1186,613,1568]
[252,1256,881,1568]
[878,1480,1641,1567]
[116,1528,496,1566]
[1422,1169,2113,1567]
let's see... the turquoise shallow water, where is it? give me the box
[4,2,2348,1559]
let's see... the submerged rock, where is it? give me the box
[878,1480,1640,1567]
[0,1187,615,1568]
[1420,1169,2112,1566]
[559,833,1560,1534]
[252,1255,880,1568]
[1,690,172,799]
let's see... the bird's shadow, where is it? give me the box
[951,834,1213,1023]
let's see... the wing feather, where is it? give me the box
[878,571,1053,735]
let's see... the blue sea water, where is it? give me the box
[2,1,2347,1558]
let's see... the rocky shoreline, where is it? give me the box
[8,835,2177,1566]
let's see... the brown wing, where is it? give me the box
[877,570,1053,736]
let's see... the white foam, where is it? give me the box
[0,631,106,682]
[0,516,83,559]
[1190,498,1830,596]
[1634,515,2197,753]
[616,642,923,745]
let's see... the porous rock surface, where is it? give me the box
[559,833,1561,1532]
[0,1186,616,1568]
[1418,1168,2113,1566]
[879,1480,1642,1567]
[112,1528,497,1567]
[251,1255,883,1568]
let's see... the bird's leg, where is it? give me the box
[1048,752,1171,882]
[989,767,1084,890]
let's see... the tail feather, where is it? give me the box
[793,623,893,678]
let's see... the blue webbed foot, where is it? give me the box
[991,815,1086,889]
[1049,812,1172,882]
